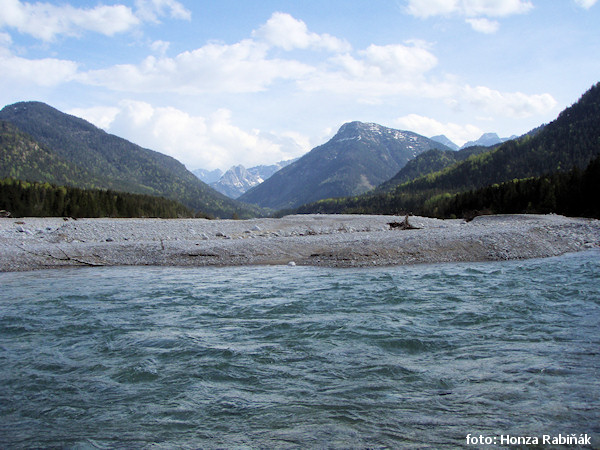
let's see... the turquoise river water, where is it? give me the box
[1,250,599,448]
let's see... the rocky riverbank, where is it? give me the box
[1,214,598,272]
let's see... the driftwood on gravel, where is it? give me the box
[388,215,420,230]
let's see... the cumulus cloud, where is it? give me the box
[394,113,483,146]
[574,0,597,8]
[0,51,78,86]
[406,0,533,18]
[74,101,309,170]
[0,0,140,41]
[134,0,191,22]
[67,106,120,130]
[297,41,440,100]
[0,0,190,41]
[465,17,500,33]
[406,0,532,33]
[253,12,351,52]
[462,85,557,118]
[78,38,314,94]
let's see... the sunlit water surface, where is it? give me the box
[1,251,599,448]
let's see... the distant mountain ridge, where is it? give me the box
[460,132,516,149]
[192,168,223,184]
[209,159,297,198]
[238,121,451,210]
[0,101,260,218]
[430,135,459,150]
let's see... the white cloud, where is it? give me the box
[297,41,440,100]
[406,0,533,18]
[77,101,309,170]
[0,0,190,41]
[150,39,170,56]
[0,31,11,46]
[462,85,557,118]
[465,17,500,33]
[406,0,532,32]
[0,0,140,41]
[134,0,191,22]
[67,106,120,130]
[394,113,483,146]
[252,12,351,52]
[78,39,314,94]
[0,51,78,86]
[574,0,597,8]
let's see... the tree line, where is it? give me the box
[0,178,198,218]
[291,155,600,220]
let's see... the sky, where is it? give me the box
[0,0,599,172]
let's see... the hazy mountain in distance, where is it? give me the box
[211,159,297,198]
[430,135,459,151]
[192,168,223,184]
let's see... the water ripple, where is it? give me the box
[1,250,599,448]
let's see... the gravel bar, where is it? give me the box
[1,214,598,271]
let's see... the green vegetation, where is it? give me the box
[421,156,600,219]
[0,178,196,218]
[0,103,262,218]
[288,83,600,220]
[376,145,493,192]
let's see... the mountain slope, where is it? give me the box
[238,121,451,210]
[399,82,600,195]
[292,82,600,216]
[0,121,103,187]
[0,102,260,218]
[376,145,492,192]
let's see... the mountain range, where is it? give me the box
[0,102,260,218]
[238,121,451,210]
[208,159,296,198]
[292,82,600,215]
[2,82,597,220]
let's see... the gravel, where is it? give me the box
[1,214,598,271]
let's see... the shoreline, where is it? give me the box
[1,214,598,272]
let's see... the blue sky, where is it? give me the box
[1,0,598,171]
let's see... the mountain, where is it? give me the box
[376,145,491,192]
[1,121,102,187]
[248,158,297,182]
[192,168,223,184]
[238,121,451,210]
[211,159,297,199]
[0,101,260,218]
[292,82,600,216]
[211,165,260,198]
[430,135,459,150]
[460,132,517,149]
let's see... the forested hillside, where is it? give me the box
[376,145,492,192]
[421,155,600,219]
[290,82,600,218]
[0,121,102,187]
[0,102,261,218]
